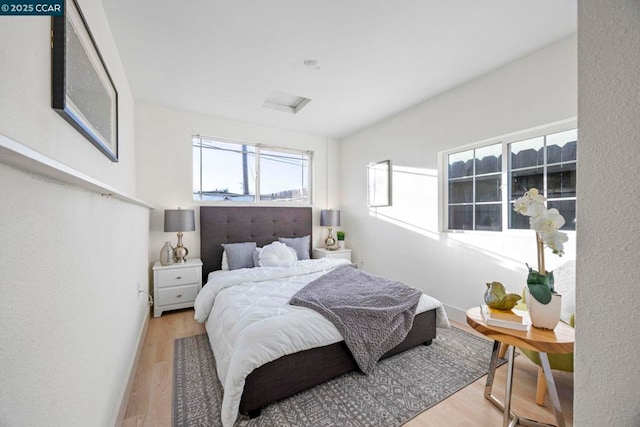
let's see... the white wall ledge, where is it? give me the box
[0,133,152,209]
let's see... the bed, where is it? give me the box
[195,206,449,426]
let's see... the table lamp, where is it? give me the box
[164,208,195,263]
[320,209,340,249]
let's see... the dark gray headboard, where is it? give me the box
[200,206,312,282]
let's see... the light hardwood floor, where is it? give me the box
[124,309,573,426]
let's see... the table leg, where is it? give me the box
[484,342,561,427]
[539,352,567,427]
[484,341,517,426]
[484,340,501,399]
[503,345,516,427]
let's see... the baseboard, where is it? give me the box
[441,302,468,325]
[113,309,150,427]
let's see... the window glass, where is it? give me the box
[510,137,544,169]
[509,206,531,229]
[547,163,577,198]
[476,176,501,203]
[449,205,473,230]
[259,149,310,202]
[195,139,256,201]
[448,178,473,204]
[510,167,543,200]
[448,150,474,178]
[475,204,502,231]
[547,200,577,231]
[547,129,577,164]
[475,144,502,175]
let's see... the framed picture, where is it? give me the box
[51,0,118,162]
[367,160,392,207]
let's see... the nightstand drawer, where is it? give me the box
[325,251,351,261]
[312,248,352,262]
[156,267,200,288]
[157,284,200,306]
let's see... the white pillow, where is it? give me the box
[258,241,298,267]
[252,248,262,267]
[221,250,229,270]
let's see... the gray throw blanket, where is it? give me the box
[289,265,422,374]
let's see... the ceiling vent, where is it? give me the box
[263,91,311,114]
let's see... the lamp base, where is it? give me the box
[324,227,337,249]
[174,231,188,263]
[174,245,188,263]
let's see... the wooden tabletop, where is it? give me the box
[466,307,574,354]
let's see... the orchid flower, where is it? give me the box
[513,189,568,256]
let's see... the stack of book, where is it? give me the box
[480,305,530,331]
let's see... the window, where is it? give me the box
[367,160,392,207]
[509,129,577,230]
[444,126,577,232]
[448,143,502,231]
[193,136,312,203]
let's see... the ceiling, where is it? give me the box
[102,1,576,138]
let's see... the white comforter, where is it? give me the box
[193,258,449,427]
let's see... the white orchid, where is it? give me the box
[514,188,570,306]
[513,188,568,256]
[541,229,569,255]
[513,188,547,216]
[530,208,566,235]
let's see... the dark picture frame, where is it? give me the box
[51,0,118,162]
[367,160,392,207]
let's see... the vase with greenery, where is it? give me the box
[336,231,345,249]
[513,188,569,328]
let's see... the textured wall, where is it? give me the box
[576,1,640,425]
[339,36,577,319]
[0,165,150,426]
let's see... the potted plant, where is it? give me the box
[336,231,346,249]
[513,188,569,329]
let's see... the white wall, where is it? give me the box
[576,1,640,425]
[0,1,149,425]
[340,35,577,320]
[136,103,341,264]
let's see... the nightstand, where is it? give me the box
[152,258,203,317]
[312,247,352,262]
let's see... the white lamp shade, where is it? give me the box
[164,209,195,232]
[320,209,340,227]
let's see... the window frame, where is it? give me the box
[192,134,313,205]
[440,120,577,233]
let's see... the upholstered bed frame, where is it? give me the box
[199,206,437,418]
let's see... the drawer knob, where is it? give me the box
[176,294,183,298]
[175,276,182,279]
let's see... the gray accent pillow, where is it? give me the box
[221,242,257,270]
[278,235,310,260]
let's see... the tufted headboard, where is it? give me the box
[199,206,312,283]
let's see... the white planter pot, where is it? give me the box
[338,241,345,249]
[526,289,562,330]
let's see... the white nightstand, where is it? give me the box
[152,258,203,318]
[312,247,352,262]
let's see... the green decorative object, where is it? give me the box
[483,281,522,310]
[526,265,555,305]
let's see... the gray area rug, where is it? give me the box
[173,327,503,427]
